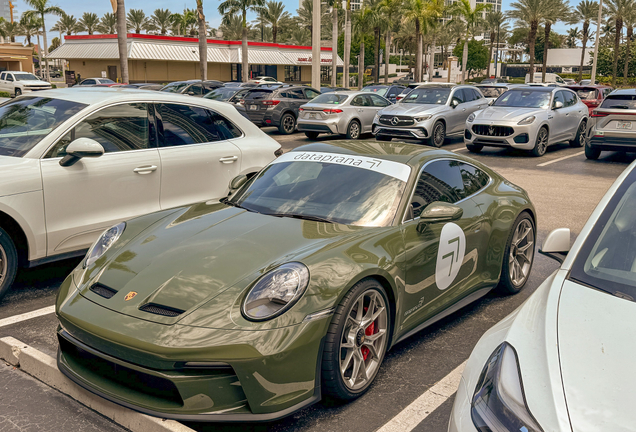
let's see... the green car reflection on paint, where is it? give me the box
[55,141,537,422]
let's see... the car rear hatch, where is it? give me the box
[299,103,344,121]
[592,107,636,141]
[574,87,602,110]
[241,89,275,123]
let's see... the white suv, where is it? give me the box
[0,71,52,97]
[0,88,281,301]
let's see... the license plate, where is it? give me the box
[249,105,258,111]
[617,121,632,129]
[308,113,317,119]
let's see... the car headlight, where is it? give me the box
[83,222,125,268]
[517,116,536,125]
[373,113,380,123]
[414,114,432,122]
[242,262,310,321]
[467,113,476,122]
[471,343,544,432]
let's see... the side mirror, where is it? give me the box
[187,91,196,96]
[417,202,463,233]
[553,100,564,110]
[451,99,460,108]
[59,138,104,167]
[539,228,570,263]
[228,174,248,193]
[488,99,495,106]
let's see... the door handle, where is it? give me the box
[219,155,239,164]
[133,165,157,174]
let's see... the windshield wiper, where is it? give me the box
[266,213,334,223]
[221,198,255,212]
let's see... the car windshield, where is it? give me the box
[362,87,388,97]
[244,89,273,100]
[478,86,508,98]
[494,90,551,109]
[0,97,87,157]
[228,152,410,227]
[570,170,636,301]
[575,88,598,100]
[311,94,349,104]
[14,74,39,81]
[600,94,636,109]
[99,78,115,84]
[401,88,451,105]
[161,82,189,93]
[204,87,238,101]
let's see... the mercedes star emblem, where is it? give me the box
[391,117,399,125]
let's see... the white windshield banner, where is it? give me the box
[272,151,411,183]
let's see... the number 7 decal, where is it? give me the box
[435,224,466,290]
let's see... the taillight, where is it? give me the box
[323,109,343,114]
[275,147,283,157]
[299,107,304,112]
[396,96,403,101]
[263,100,280,106]
[591,111,608,117]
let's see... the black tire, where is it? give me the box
[376,135,392,142]
[322,278,390,401]
[0,227,18,302]
[569,120,586,147]
[346,120,361,140]
[530,127,548,157]
[466,143,483,153]
[14,88,21,97]
[304,131,319,139]
[496,212,535,295]
[278,113,296,135]
[585,140,601,160]
[428,121,446,148]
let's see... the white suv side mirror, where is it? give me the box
[539,228,571,263]
[60,138,105,167]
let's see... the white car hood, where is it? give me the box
[0,156,42,197]
[475,106,543,122]
[380,103,447,116]
[558,280,636,432]
[19,80,50,86]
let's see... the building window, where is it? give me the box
[321,66,331,83]
[285,66,301,82]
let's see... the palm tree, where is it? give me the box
[449,0,490,83]
[79,12,99,35]
[379,0,400,84]
[219,0,266,83]
[116,0,129,83]
[127,9,150,34]
[326,0,339,86]
[540,0,570,82]
[424,0,445,82]
[20,14,42,46]
[354,5,375,89]
[98,13,117,34]
[485,11,507,77]
[171,9,197,36]
[288,26,311,45]
[257,1,290,43]
[569,0,598,82]
[49,36,60,51]
[196,0,207,81]
[402,0,426,81]
[219,14,246,39]
[508,0,544,84]
[606,0,634,86]
[23,0,64,82]
[149,9,172,35]
[566,27,580,47]
[54,13,80,36]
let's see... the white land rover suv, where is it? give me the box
[0,88,281,301]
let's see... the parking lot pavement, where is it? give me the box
[0,130,634,432]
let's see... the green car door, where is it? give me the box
[398,159,491,338]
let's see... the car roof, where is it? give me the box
[414,83,456,89]
[610,88,636,95]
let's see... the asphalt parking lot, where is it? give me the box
[1,129,634,432]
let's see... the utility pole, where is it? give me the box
[494,24,500,78]
[590,0,603,84]
[311,0,321,89]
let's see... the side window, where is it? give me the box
[304,88,320,99]
[279,92,291,98]
[410,160,465,218]
[566,91,577,107]
[209,111,242,139]
[6,74,13,82]
[0,73,5,80]
[83,79,95,85]
[472,89,484,100]
[459,163,490,197]
[71,103,149,153]
[369,94,389,107]
[553,91,565,108]
[351,95,365,106]
[452,89,465,104]
[157,104,229,146]
[290,89,305,99]
[188,84,203,95]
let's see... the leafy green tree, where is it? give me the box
[452,39,488,78]
[127,9,151,34]
[485,11,508,77]
[569,0,599,82]
[49,36,60,51]
[149,9,173,35]
[98,13,116,34]
[540,0,569,81]
[508,0,546,81]
[606,0,635,86]
[79,12,99,35]
[449,0,490,83]
[531,29,563,63]
[20,14,42,46]
[257,1,289,43]
[24,0,64,81]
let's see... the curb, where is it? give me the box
[0,336,195,432]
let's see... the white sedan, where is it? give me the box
[449,160,636,432]
[0,88,281,301]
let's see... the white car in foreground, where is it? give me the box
[449,160,636,432]
[0,71,52,97]
[0,88,281,301]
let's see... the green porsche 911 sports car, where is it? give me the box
[55,141,536,422]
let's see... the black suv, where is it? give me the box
[240,85,321,134]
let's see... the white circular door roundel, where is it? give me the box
[435,223,466,290]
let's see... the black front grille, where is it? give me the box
[379,115,415,126]
[90,284,117,299]
[472,124,514,137]
[139,303,185,317]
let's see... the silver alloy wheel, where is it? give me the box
[349,121,360,139]
[433,122,445,147]
[0,244,6,286]
[340,290,388,391]
[578,121,587,145]
[508,219,534,286]
[283,115,295,133]
[536,128,548,154]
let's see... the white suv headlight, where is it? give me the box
[467,113,476,122]
[84,222,125,268]
[517,116,536,125]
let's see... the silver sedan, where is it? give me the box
[297,91,392,139]
[465,86,589,157]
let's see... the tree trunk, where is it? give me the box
[461,34,468,83]
[579,21,589,83]
[613,20,623,87]
[384,29,390,84]
[41,13,51,82]
[273,24,278,44]
[242,11,249,82]
[374,28,380,83]
[332,7,337,87]
[358,40,364,90]
[197,0,207,81]
[528,20,537,81]
[116,0,129,83]
[541,22,551,82]
[487,31,494,77]
[343,7,351,88]
[624,26,633,82]
[415,20,422,82]
[429,35,436,82]
[36,33,43,77]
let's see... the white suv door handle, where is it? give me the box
[219,156,239,164]
[133,165,158,174]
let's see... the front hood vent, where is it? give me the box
[90,284,117,299]
[139,303,185,317]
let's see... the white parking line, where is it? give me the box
[375,361,466,432]
[451,148,468,153]
[0,306,55,328]
[537,151,584,167]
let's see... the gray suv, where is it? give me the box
[241,85,321,134]
[372,84,488,147]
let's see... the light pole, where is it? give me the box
[494,24,500,78]
[590,0,603,84]
[312,0,321,89]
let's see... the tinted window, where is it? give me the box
[564,91,577,107]
[289,89,305,99]
[187,84,203,95]
[553,91,566,108]
[402,88,451,105]
[82,79,95,85]
[369,94,390,107]
[478,86,507,98]
[459,163,490,197]
[472,89,483,100]
[304,88,320,99]
[6,75,13,82]
[0,73,5,80]
[73,103,149,153]
[244,90,273,100]
[494,90,551,109]
[575,88,598,100]
[311,93,348,104]
[600,94,636,109]
[158,104,235,146]
[204,87,239,101]
[452,89,466,103]
[351,95,365,107]
[410,160,464,218]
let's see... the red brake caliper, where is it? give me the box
[361,307,375,361]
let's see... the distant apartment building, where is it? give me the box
[444,0,502,39]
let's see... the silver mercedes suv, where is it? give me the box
[372,84,488,147]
